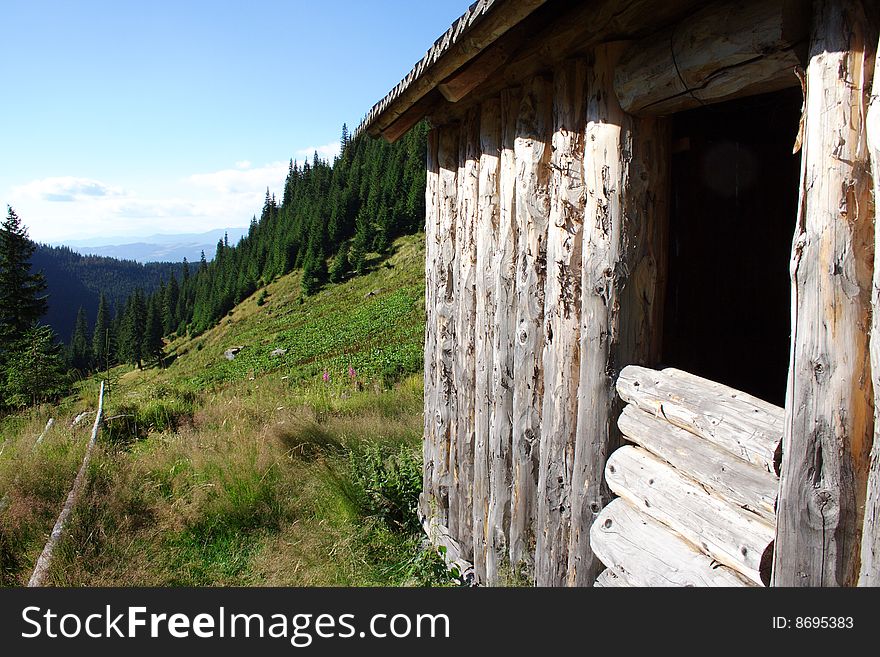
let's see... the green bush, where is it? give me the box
[347,442,421,533]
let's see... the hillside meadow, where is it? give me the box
[0,235,458,587]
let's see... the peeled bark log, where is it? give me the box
[593,568,634,587]
[606,446,775,586]
[618,405,778,523]
[567,43,670,586]
[614,0,808,115]
[861,39,880,588]
[590,498,754,587]
[454,107,480,558]
[773,0,876,587]
[509,75,552,575]
[473,99,500,582]
[535,59,586,587]
[423,129,440,519]
[434,125,460,528]
[617,365,784,473]
[486,88,520,585]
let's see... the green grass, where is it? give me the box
[0,234,456,587]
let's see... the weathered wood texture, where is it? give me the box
[29,382,105,587]
[361,0,547,139]
[861,39,880,587]
[590,498,754,586]
[614,0,808,115]
[606,446,775,585]
[454,108,480,558]
[34,418,54,447]
[486,88,520,584]
[509,75,552,575]
[618,405,777,522]
[473,99,500,581]
[593,568,633,587]
[534,59,587,587]
[433,125,460,528]
[423,59,669,586]
[617,365,784,474]
[773,0,877,587]
[423,129,440,513]
[567,44,670,586]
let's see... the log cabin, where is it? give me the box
[357,0,879,586]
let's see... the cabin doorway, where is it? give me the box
[662,88,802,405]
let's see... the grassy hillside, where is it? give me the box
[0,234,455,587]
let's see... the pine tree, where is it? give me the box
[70,306,91,371]
[3,325,68,408]
[0,207,48,346]
[118,291,146,369]
[163,273,179,336]
[144,294,164,366]
[329,242,349,283]
[92,292,112,371]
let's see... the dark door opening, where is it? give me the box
[662,89,802,406]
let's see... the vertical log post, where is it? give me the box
[455,107,480,558]
[535,59,587,587]
[434,124,460,529]
[473,99,500,582]
[510,75,553,576]
[566,44,671,586]
[567,44,628,586]
[487,87,520,584]
[773,0,876,587]
[422,129,440,518]
[860,36,880,587]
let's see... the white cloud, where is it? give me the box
[6,149,328,243]
[13,176,125,203]
[187,161,289,196]
[295,141,340,162]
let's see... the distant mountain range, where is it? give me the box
[55,227,249,263]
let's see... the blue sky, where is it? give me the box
[0,0,469,243]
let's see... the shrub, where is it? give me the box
[347,442,421,533]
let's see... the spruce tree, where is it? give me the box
[0,207,48,345]
[92,293,112,371]
[3,325,67,408]
[163,273,179,336]
[144,294,164,367]
[70,306,91,371]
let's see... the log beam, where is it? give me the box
[773,0,876,587]
[617,366,784,474]
[606,446,775,585]
[618,405,778,523]
[614,0,809,116]
[590,499,754,586]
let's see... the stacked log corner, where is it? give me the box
[773,0,877,587]
[590,366,783,587]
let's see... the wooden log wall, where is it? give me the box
[421,53,669,586]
